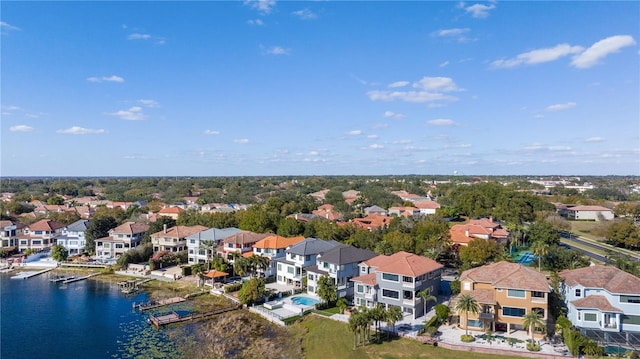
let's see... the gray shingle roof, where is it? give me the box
[317,244,377,265]
[287,238,341,256]
[185,227,243,241]
[66,219,89,232]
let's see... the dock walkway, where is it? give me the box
[148,304,242,327]
[62,273,98,284]
[137,297,186,312]
[10,267,55,280]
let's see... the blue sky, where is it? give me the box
[2,1,639,177]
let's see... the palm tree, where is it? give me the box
[418,288,437,317]
[251,254,269,277]
[455,294,479,336]
[522,310,545,343]
[192,263,205,287]
[530,241,550,271]
[359,307,373,345]
[385,306,403,339]
[369,304,385,343]
[348,309,361,349]
[198,239,217,268]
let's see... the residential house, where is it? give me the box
[201,203,236,213]
[307,244,377,299]
[252,235,305,277]
[150,225,207,253]
[156,207,185,220]
[308,189,330,202]
[364,205,387,216]
[18,219,66,252]
[219,231,269,262]
[560,265,640,344]
[186,227,243,264]
[456,261,550,336]
[449,217,510,247]
[56,219,89,255]
[350,214,392,231]
[388,206,420,217]
[351,251,443,319]
[414,200,440,215]
[0,220,20,253]
[275,238,341,288]
[342,190,361,205]
[106,201,135,210]
[95,222,150,259]
[312,204,342,221]
[566,206,614,221]
[286,213,325,223]
[33,204,68,216]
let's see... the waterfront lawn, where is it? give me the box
[314,306,341,316]
[297,315,523,359]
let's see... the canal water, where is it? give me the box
[1,272,181,359]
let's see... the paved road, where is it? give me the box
[559,242,608,263]
[560,231,640,262]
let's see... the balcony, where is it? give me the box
[479,312,494,320]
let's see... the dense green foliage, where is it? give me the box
[85,216,118,253]
[51,244,68,261]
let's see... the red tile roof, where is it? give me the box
[111,221,149,235]
[369,251,444,277]
[223,232,269,245]
[253,235,305,249]
[461,261,550,292]
[158,207,185,214]
[27,219,66,232]
[151,225,207,239]
[351,272,377,286]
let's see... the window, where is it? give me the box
[35,231,42,235]
[532,291,545,298]
[290,253,296,260]
[507,289,526,298]
[308,274,314,281]
[190,239,195,244]
[622,314,640,325]
[287,266,294,274]
[382,273,399,282]
[502,307,526,317]
[532,307,545,318]
[403,290,413,300]
[305,255,310,261]
[403,276,413,283]
[621,296,640,304]
[277,263,282,271]
[115,244,123,249]
[308,285,314,293]
[584,313,597,322]
[357,284,364,293]
[463,282,471,291]
[323,262,329,268]
[382,289,399,299]
[575,289,581,297]
[361,266,366,273]
[467,319,483,328]
[277,275,282,282]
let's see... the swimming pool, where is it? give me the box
[290,296,320,306]
[516,251,536,265]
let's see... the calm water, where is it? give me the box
[1,272,181,359]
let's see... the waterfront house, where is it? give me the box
[186,227,243,264]
[456,261,550,336]
[0,220,21,253]
[351,251,443,319]
[560,265,640,344]
[449,217,510,247]
[18,219,66,252]
[95,221,149,259]
[56,219,89,255]
[307,244,377,299]
[252,235,305,277]
[274,238,341,288]
[150,225,207,253]
[219,231,269,262]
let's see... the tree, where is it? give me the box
[434,304,451,323]
[238,277,265,305]
[277,217,304,237]
[419,288,437,316]
[316,275,337,305]
[382,231,414,253]
[47,196,65,205]
[198,239,217,267]
[605,219,640,250]
[455,293,479,336]
[459,238,504,269]
[522,310,545,343]
[527,221,560,246]
[85,216,118,253]
[51,244,68,262]
[348,309,362,349]
[336,297,348,314]
[530,241,550,271]
[385,306,403,338]
[192,263,205,287]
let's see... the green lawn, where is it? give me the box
[314,306,342,316]
[296,315,523,359]
[570,221,604,241]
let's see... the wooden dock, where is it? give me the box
[148,304,242,327]
[62,273,98,284]
[50,275,76,283]
[137,297,187,312]
[10,267,55,280]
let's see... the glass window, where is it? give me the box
[382,289,399,299]
[308,285,314,293]
[382,273,399,282]
[403,290,413,300]
[507,289,526,298]
[532,291,545,298]
[277,263,282,271]
[287,266,294,274]
[502,307,526,317]
[575,289,581,297]
[621,296,640,304]
[622,314,640,325]
[357,284,364,293]
[467,319,483,328]
[403,276,413,283]
[584,313,597,322]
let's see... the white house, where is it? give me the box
[274,238,341,288]
[566,206,614,221]
[186,227,243,264]
[56,219,89,255]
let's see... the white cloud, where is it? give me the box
[110,106,145,120]
[292,9,317,20]
[373,123,389,129]
[435,28,470,37]
[384,111,406,120]
[523,143,572,151]
[1,21,21,33]
[203,130,220,135]
[389,81,409,88]
[368,90,457,104]
[427,118,457,126]
[413,77,461,92]
[491,44,584,68]
[9,125,34,132]
[460,2,496,18]
[247,19,265,26]
[234,138,250,144]
[546,102,576,112]
[265,46,291,55]
[439,61,450,68]
[347,130,362,135]
[363,144,384,150]
[367,134,379,139]
[128,33,151,40]
[244,0,276,14]
[87,75,125,83]
[308,151,319,156]
[394,139,412,144]
[586,136,605,142]
[138,99,159,108]
[571,35,636,69]
[56,126,106,135]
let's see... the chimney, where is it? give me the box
[163,224,167,233]
[465,229,469,237]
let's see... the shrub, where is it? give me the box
[450,279,461,295]
[225,283,243,293]
[526,342,541,351]
[460,334,474,342]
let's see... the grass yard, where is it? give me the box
[570,221,605,241]
[314,306,342,316]
[296,315,523,359]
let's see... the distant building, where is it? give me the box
[449,217,510,246]
[566,205,614,221]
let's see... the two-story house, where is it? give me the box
[56,219,89,255]
[150,225,207,253]
[186,227,243,264]
[95,221,150,259]
[18,219,66,252]
[219,231,269,262]
[274,238,341,288]
[252,235,305,277]
[351,251,443,319]
[307,244,377,300]
[560,265,640,343]
[0,220,20,253]
[449,217,510,247]
[457,261,550,336]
